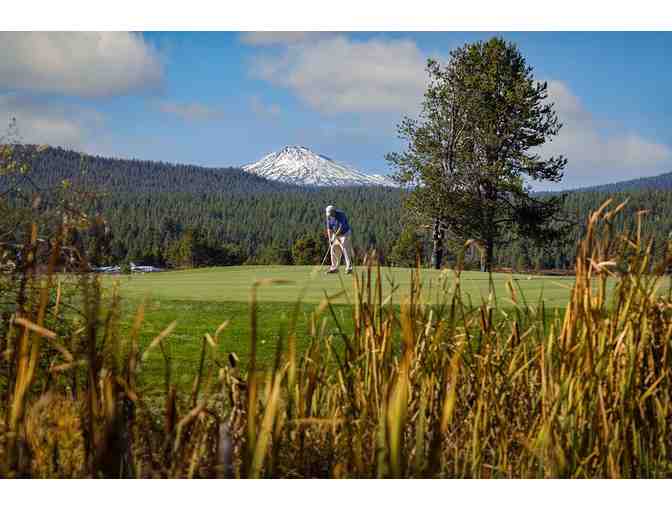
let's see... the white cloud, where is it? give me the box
[249,96,281,118]
[0,32,163,97]
[251,35,428,114]
[240,32,338,47]
[156,100,224,122]
[0,93,103,148]
[538,80,672,187]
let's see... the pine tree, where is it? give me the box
[292,234,324,265]
[387,37,570,272]
[389,227,424,267]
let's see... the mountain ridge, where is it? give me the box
[242,145,396,187]
[6,144,671,194]
[567,171,672,193]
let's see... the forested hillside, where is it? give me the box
[3,146,405,267]
[12,144,285,194]
[572,171,672,194]
[499,189,672,271]
[5,146,672,270]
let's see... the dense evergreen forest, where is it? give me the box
[573,171,672,194]
[3,146,403,267]
[3,146,672,271]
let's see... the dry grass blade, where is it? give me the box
[249,365,288,478]
[3,200,672,479]
[12,316,56,339]
[142,320,177,362]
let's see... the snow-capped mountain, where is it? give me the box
[242,146,396,187]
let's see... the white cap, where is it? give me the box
[325,205,336,215]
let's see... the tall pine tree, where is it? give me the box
[387,37,570,271]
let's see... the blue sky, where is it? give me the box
[1,31,670,189]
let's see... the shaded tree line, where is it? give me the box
[3,145,672,271]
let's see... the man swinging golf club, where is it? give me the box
[325,205,353,274]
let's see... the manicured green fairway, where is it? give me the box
[111,265,576,307]
[106,266,580,392]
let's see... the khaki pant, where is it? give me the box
[330,232,353,271]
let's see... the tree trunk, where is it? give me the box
[431,220,443,269]
[481,238,494,272]
[432,240,443,269]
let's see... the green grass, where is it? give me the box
[118,299,356,395]
[112,265,577,305]
[107,265,577,391]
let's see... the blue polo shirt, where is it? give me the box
[327,210,350,235]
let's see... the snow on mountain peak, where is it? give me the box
[242,146,396,187]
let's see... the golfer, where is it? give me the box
[325,205,353,274]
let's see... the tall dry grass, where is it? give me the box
[1,199,671,478]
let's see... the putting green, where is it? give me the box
[106,265,578,308]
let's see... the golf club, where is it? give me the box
[319,241,332,268]
[320,217,341,271]
[320,232,348,272]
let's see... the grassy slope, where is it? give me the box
[109,266,579,391]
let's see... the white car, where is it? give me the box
[130,262,163,273]
[93,265,121,273]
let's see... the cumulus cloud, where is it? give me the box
[0,32,163,97]
[0,93,103,148]
[539,80,672,187]
[240,32,338,47]
[251,35,428,114]
[249,34,670,188]
[155,100,224,122]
